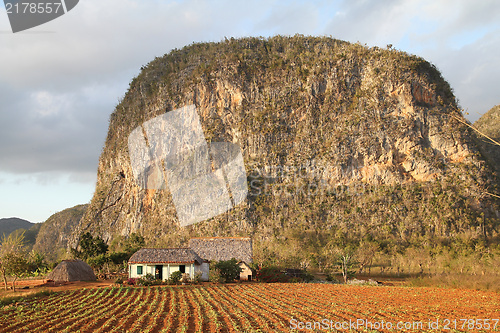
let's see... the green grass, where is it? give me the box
[0,290,57,308]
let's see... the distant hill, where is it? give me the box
[33,204,88,262]
[0,217,41,249]
[0,217,35,237]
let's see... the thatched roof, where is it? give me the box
[188,237,252,263]
[47,259,96,282]
[128,248,203,265]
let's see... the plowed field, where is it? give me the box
[0,283,499,332]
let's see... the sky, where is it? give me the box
[0,0,499,223]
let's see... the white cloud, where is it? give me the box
[322,0,500,121]
[429,30,500,121]
[0,83,115,174]
[254,1,321,36]
[32,91,68,117]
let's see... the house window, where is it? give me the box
[137,265,143,275]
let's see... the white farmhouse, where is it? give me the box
[128,237,253,282]
[128,248,208,281]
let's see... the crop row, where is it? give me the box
[0,284,499,332]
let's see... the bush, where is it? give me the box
[153,279,165,286]
[86,254,108,270]
[137,278,151,286]
[115,278,124,285]
[168,271,182,285]
[181,273,191,284]
[192,271,203,284]
[143,273,155,281]
[256,266,289,283]
[302,271,315,282]
[137,273,156,286]
[212,259,242,283]
[209,267,224,283]
[126,278,138,286]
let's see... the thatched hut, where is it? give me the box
[47,259,96,282]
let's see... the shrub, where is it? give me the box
[209,267,224,283]
[181,273,191,284]
[152,279,165,286]
[192,271,203,284]
[126,278,138,286]
[143,273,155,281]
[86,254,108,271]
[115,277,124,285]
[212,259,242,283]
[168,271,182,285]
[137,278,151,286]
[256,266,289,283]
[302,271,315,282]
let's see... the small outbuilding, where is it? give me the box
[238,261,255,281]
[47,259,96,282]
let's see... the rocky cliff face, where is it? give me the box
[70,36,499,259]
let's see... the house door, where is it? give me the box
[155,265,163,280]
[179,265,185,274]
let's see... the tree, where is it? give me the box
[123,233,145,254]
[3,252,28,292]
[0,231,28,291]
[71,232,108,260]
[212,259,242,283]
[87,254,108,272]
[356,241,379,275]
[336,248,357,284]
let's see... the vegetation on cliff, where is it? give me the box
[33,204,88,262]
[473,105,500,185]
